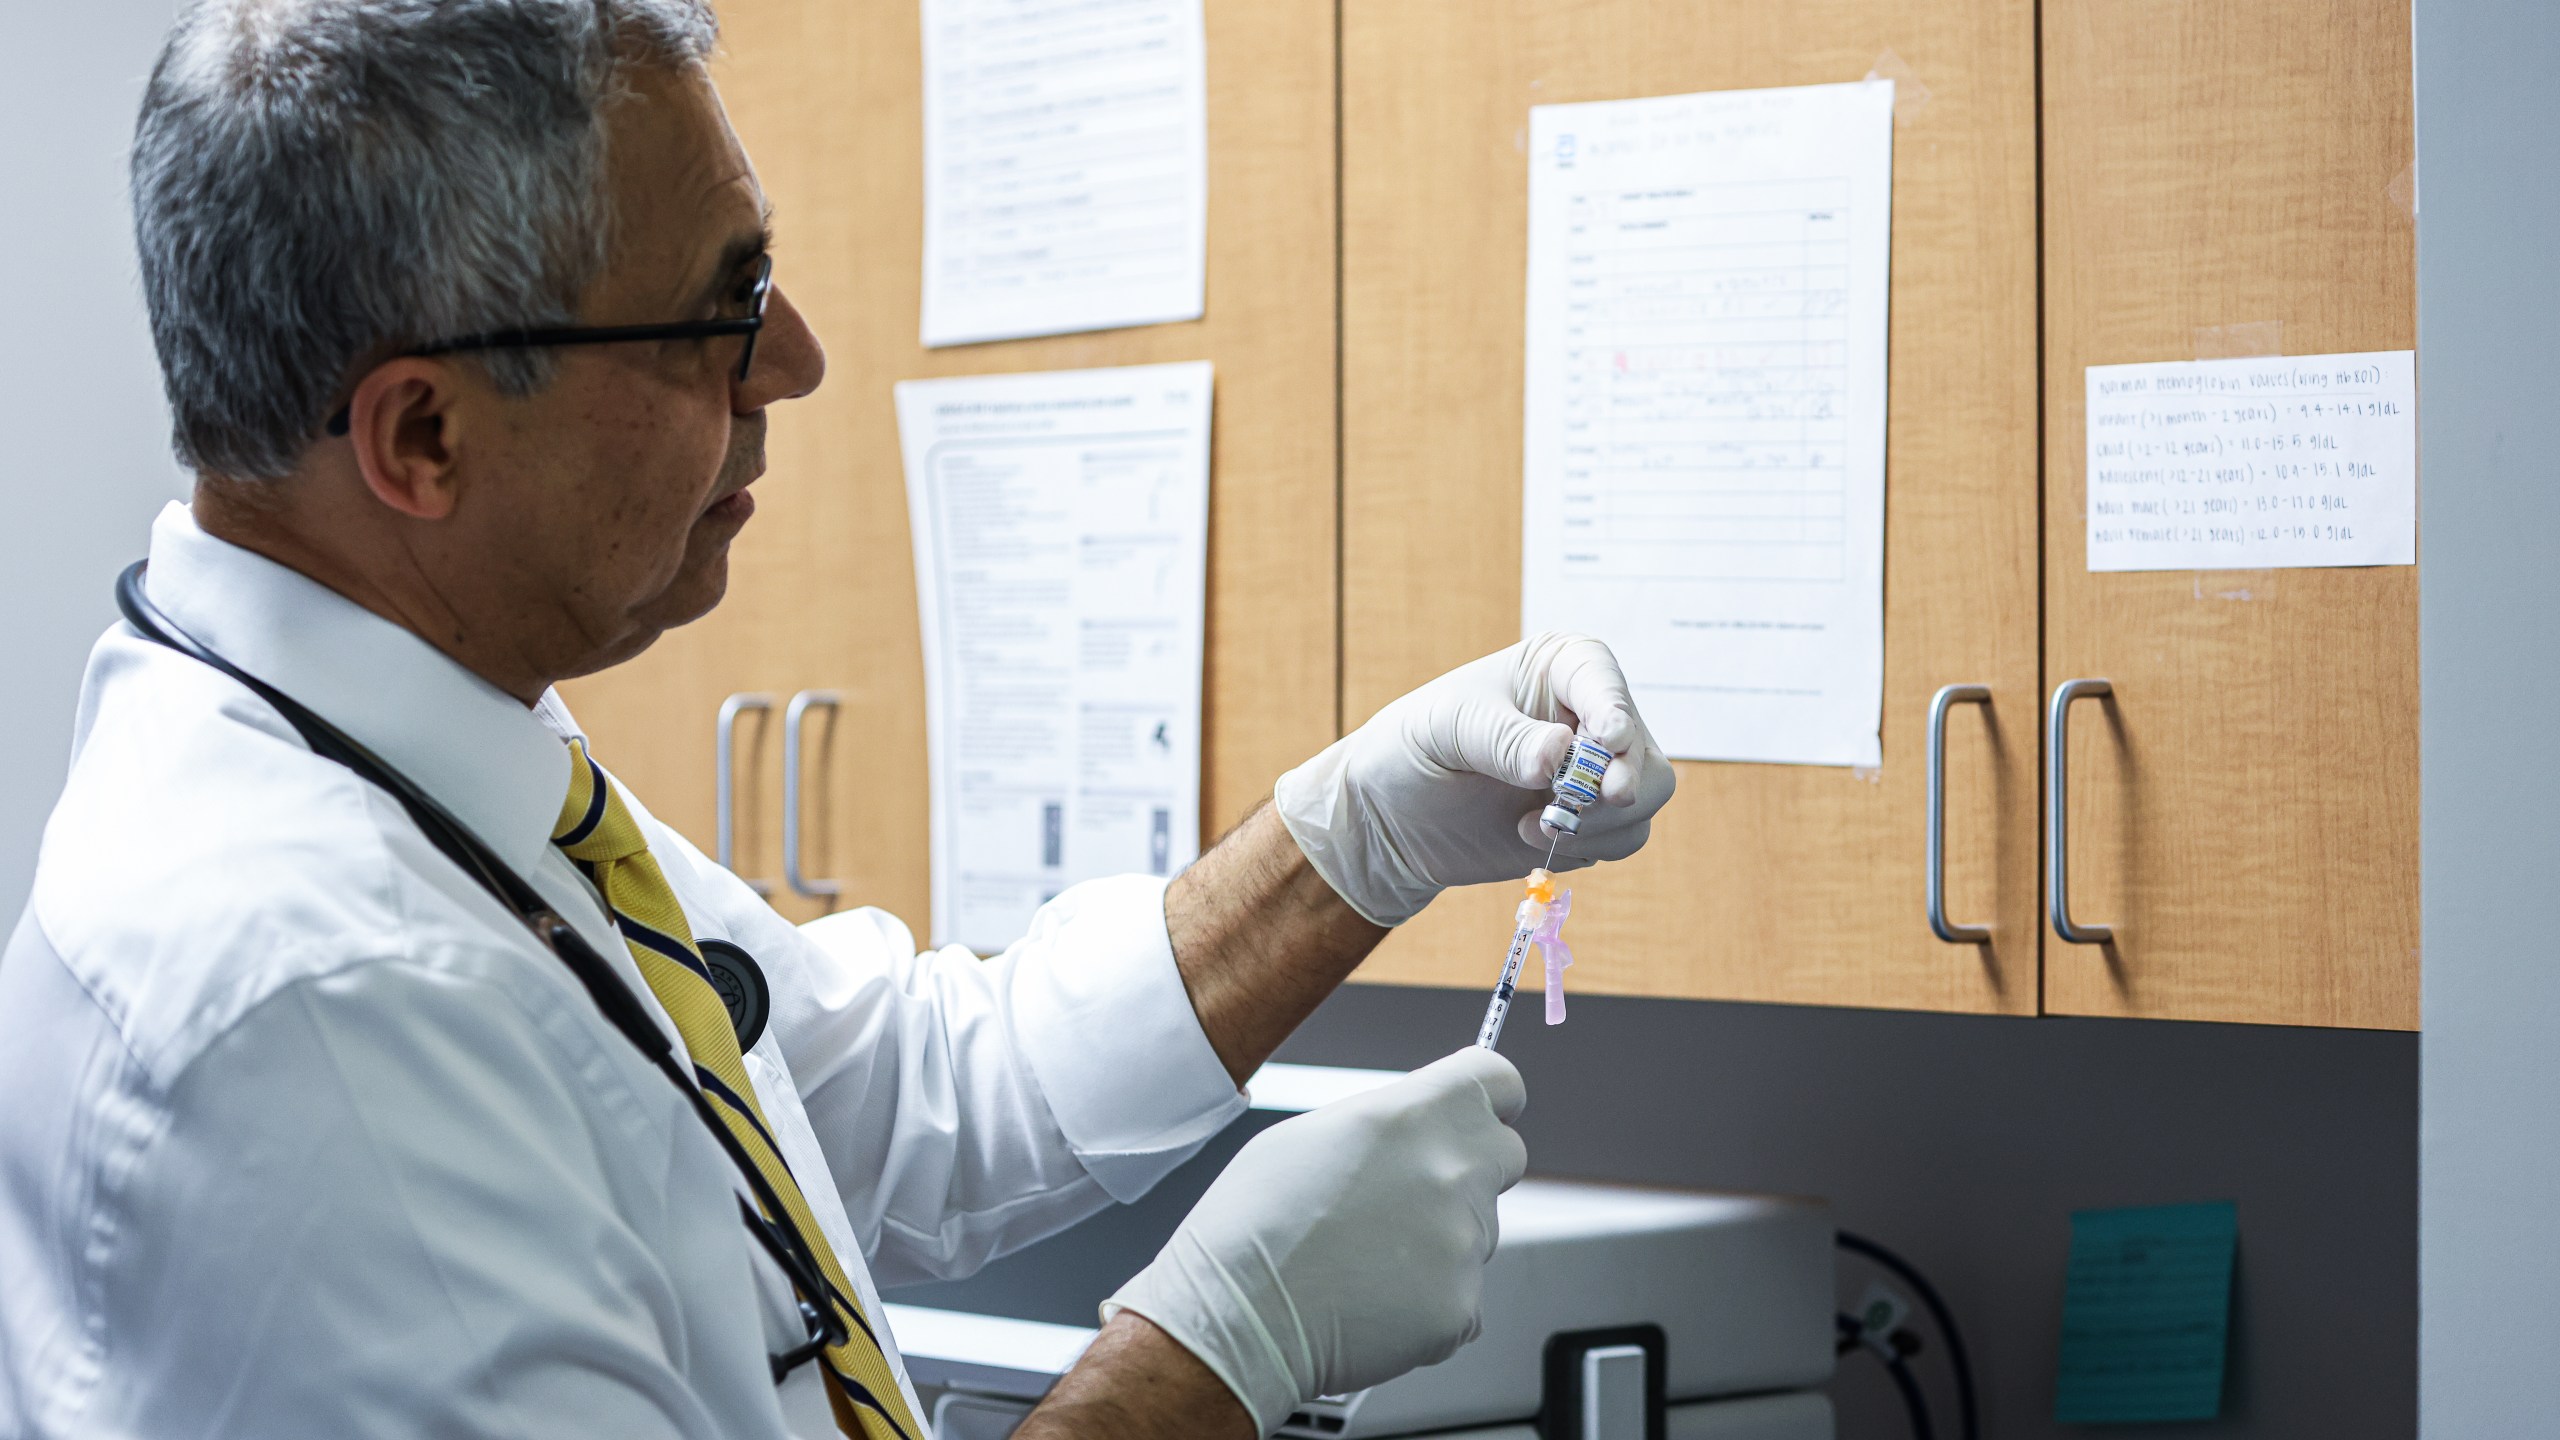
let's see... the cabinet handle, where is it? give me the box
[783,690,843,899]
[2046,678,2115,945]
[714,693,776,897]
[1927,683,1993,943]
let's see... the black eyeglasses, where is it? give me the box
[325,252,773,437]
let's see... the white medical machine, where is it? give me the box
[886,1066,1839,1440]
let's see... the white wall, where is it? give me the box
[0,0,189,917]
[2413,0,2560,1431]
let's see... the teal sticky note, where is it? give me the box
[2055,1202,2237,1425]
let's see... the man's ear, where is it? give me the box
[343,358,469,521]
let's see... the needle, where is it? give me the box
[1541,832,1560,870]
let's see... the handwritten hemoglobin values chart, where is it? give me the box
[2083,350,2416,571]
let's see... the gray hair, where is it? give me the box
[133,0,720,480]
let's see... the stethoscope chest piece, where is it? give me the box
[697,939,771,1052]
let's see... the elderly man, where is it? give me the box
[0,2,1671,1438]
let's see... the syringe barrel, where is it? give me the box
[1476,922,1539,1049]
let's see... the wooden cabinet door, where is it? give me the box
[563,0,1340,933]
[1340,1,2042,1011]
[2040,0,2418,1027]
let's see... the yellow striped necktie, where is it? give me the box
[553,740,920,1440]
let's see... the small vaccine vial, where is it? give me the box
[1539,734,1613,836]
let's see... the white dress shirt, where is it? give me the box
[0,503,1248,1439]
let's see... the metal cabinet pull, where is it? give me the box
[2046,678,2115,945]
[715,692,776,897]
[1927,684,1993,943]
[782,690,844,899]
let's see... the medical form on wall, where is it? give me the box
[919,0,1207,348]
[896,362,1212,951]
[1521,81,1894,767]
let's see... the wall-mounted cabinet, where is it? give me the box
[2037,0,2416,1024]
[2039,0,2418,1028]
[566,0,2416,1030]
[1338,0,2046,1015]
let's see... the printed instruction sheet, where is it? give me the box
[1521,81,1895,767]
[2084,351,2417,571]
[897,362,1212,951]
[919,0,1207,348]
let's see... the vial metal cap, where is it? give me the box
[1539,803,1581,836]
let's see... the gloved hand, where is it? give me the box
[1101,1049,1530,1435]
[1275,632,1676,926]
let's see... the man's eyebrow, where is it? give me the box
[695,206,776,305]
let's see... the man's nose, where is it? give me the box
[741,284,826,409]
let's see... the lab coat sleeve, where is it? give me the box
[93,955,785,1440]
[653,830,1249,1288]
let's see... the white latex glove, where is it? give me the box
[1102,1049,1530,1436]
[1275,632,1676,926]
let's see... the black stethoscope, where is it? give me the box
[115,561,859,1391]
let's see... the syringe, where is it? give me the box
[1475,734,1613,1050]
[1475,869,1558,1049]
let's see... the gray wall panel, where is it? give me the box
[2413,0,2560,1431]
[1277,986,2414,1439]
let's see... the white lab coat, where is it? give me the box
[0,503,1247,1439]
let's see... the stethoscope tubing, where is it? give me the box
[111,561,868,1392]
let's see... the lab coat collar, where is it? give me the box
[141,501,577,883]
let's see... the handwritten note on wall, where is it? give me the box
[2084,350,2416,571]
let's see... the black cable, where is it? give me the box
[1879,1349,1937,1440]
[1838,1231,1981,1440]
[1837,1311,1937,1440]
